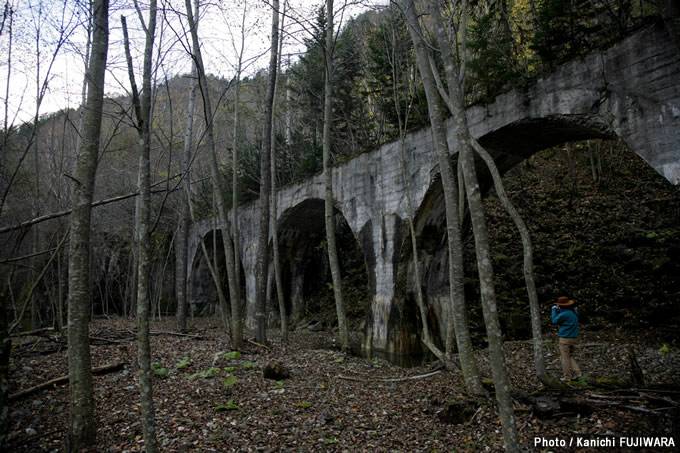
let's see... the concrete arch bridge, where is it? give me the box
[188,23,680,359]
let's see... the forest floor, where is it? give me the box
[7,317,680,452]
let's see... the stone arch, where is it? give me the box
[188,228,245,316]
[408,105,678,348]
[184,23,679,359]
[273,197,369,326]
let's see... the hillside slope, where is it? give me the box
[480,140,680,340]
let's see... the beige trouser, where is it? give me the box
[559,337,581,379]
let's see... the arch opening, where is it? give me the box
[189,229,246,318]
[273,199,370,334]
[406,134,680,351]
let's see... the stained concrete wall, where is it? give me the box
[189,23,680,357]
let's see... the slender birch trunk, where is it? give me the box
[383,7,446,365]
[0,4,14,201]
[122,0,159,448]
[323,0,349,352]
[470,141,563,389]
[255,0,279,344]
[271,1,288,342]
[31,12,43,329]
[0,288,8,451]
[0,12,15,440]
[176,11,199,334]
[400,0,482,394]
[426,3,519,450]
[66,0,109,450]
[185,0,242,348]
[231,5,245,339]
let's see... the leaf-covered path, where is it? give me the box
[8,318,679,452]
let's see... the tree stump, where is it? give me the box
[263,362,291,380]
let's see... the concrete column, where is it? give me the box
[266,263,277,326]
[190,255,214,312]
[241,244,257,329]
[362,214,405,354]
[290,259,305,322]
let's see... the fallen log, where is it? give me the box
[338,369,443,382]
[150,330,204,338]
[125,328,204,339]
[247,338,268,349]
[11,327,56,337]
[9,362,124,402]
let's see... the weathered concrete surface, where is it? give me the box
[189,23,680,357]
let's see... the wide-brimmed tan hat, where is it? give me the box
[556,296,574,307]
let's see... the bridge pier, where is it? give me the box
[361,214,421,358]
[187,22,680,360]
[289,259,305,322]
[242,250,257,329]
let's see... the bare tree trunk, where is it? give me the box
[57,242,66,330]
[425,3,519,450]
[231,1,246,341]
[176,37,198,333]
[185,0,242,349]
[211,198,231,333]
[31,3,45,330]
[0,278,10,450]
[9,230,69,334]
[0,12,16,440]
[271,1,288,343]
[470,141,563,389]
[400,0,482,393]
[175,210,188,330]
[0,3,14,203]
[382,6,446,365]
[255,0,279,344]
[186,182,230,332]
[66,0,109,450]
[122,0,159,449]
[285,62,292,146]
[323,0,349,352]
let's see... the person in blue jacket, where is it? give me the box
[552,296,581,380]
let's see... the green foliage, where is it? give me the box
[576,372,591,385]
[659,344,669,357]
[151,232,172,261]
[223,374,238,387]
[221,351,241,360]
[203,367,221,377]
[293,141,322,179]
[324,438,338,444]
[188,367,221,380]
[296,401,312,408]
[287,6,384,181]
[151,362,168,377]
[214,399,242,411]
[241,361,257,368]
[530,0,652,68]
[531,0,592,64]
[333,356,344,363]
[467,12,522,104]
[175,358,192,369]
[367,11,411,128]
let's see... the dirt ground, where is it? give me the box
[7,317,680,452]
